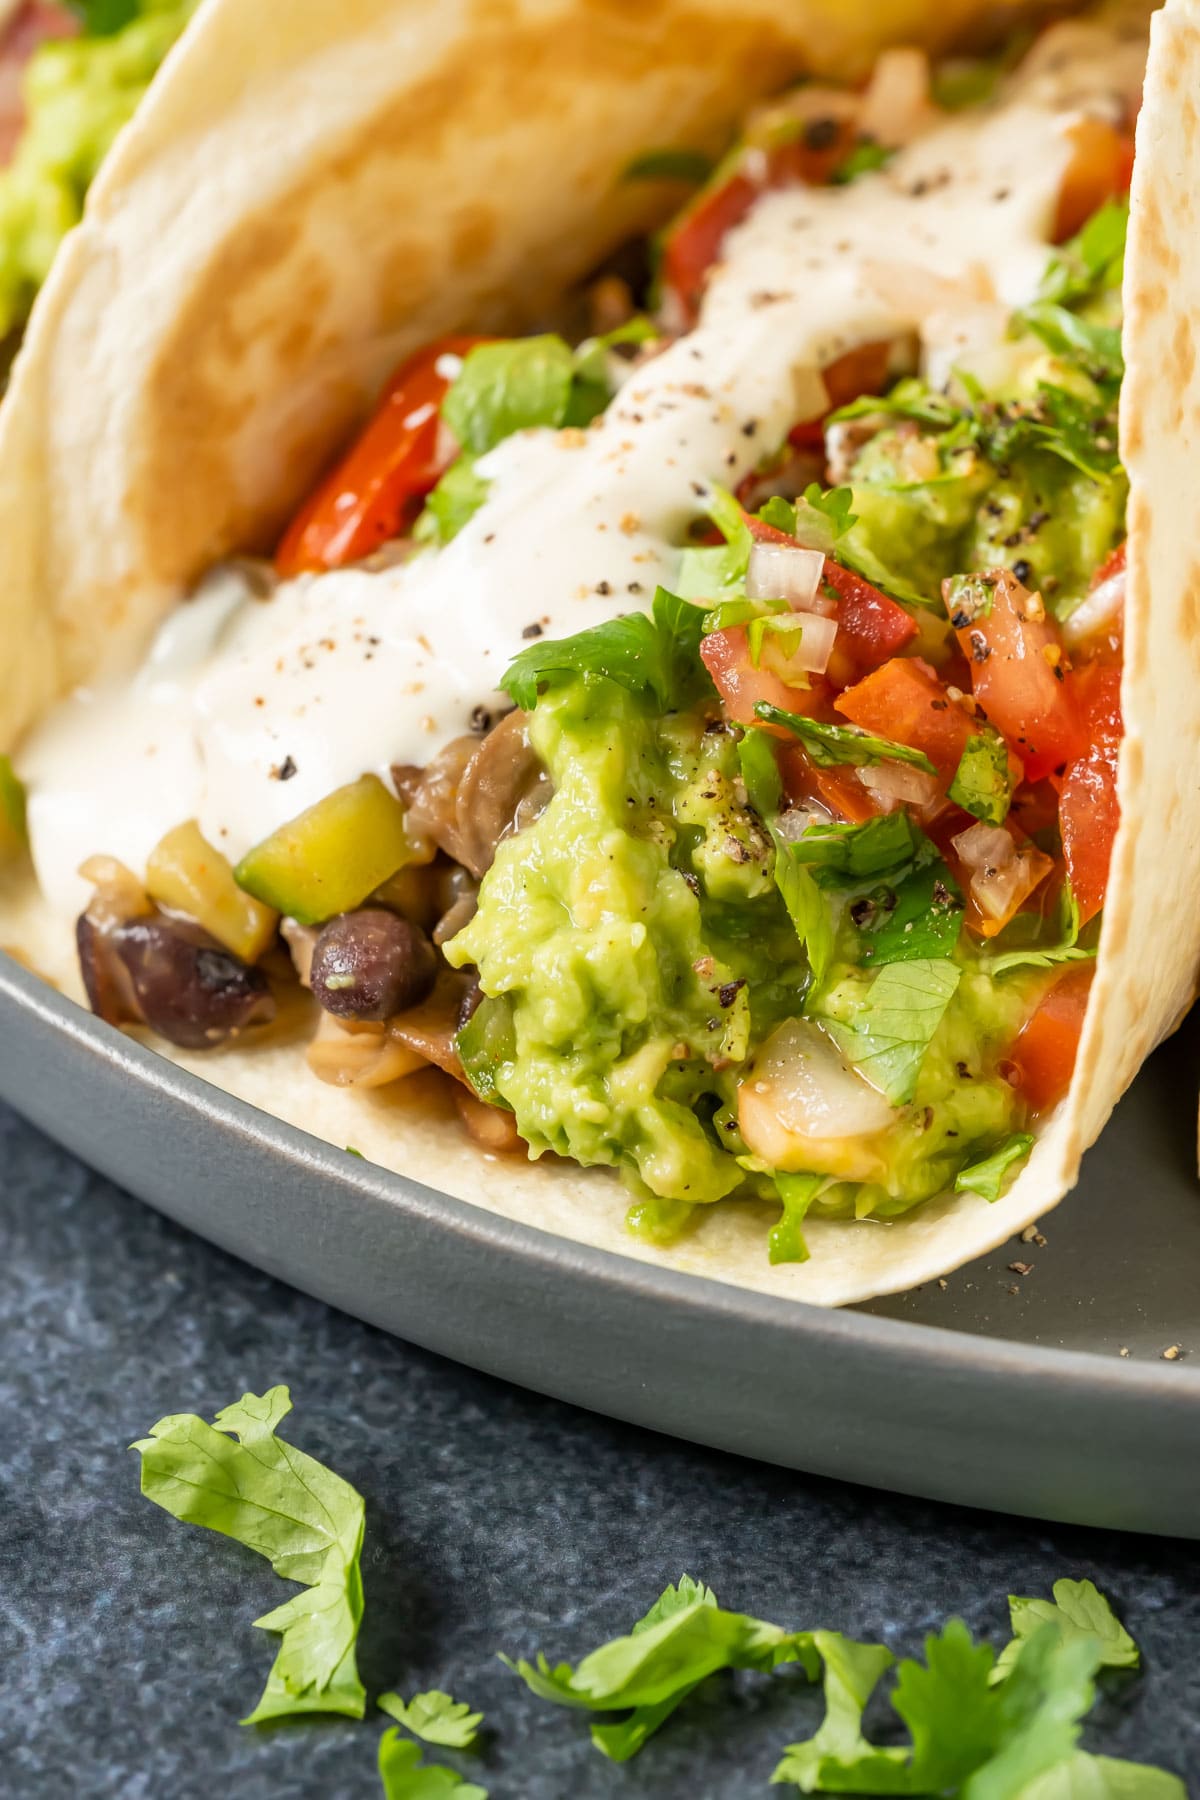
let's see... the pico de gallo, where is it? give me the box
[9,13,1144,1259]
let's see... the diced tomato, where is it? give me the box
[662,124,857,323]
[951,571,1087,782]
[1091,540,1127,593]
[275,335,489,575]
[699,627,828,727]
[1053,117,1135,243]
[0,3,77,166]
[744,515,918,686]
[1059,661,1122,926]
[820,560,917,681]
[1008,964,1094,1114]
[787,340,894,451]
[834,656,977,781]
[777,746,882,823]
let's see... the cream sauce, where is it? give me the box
[18,19,1143,919]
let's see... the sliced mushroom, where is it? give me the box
[452,709,551,879]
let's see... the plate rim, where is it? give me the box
[2,946,1194,1403]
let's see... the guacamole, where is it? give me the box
[0,0,193,341]
[447,670,1042,1245]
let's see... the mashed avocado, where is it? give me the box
[446,676,1037,1237]
[0,0,193,341]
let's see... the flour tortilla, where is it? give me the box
[2,0,1199,1306]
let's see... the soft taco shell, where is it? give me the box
[2,0,1199,1306]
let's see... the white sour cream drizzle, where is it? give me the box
[19,20,1143,920]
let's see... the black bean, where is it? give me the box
[90,914,275,1048]
[310,909,438,1021]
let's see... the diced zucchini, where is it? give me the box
[146,821,279,962]
[234,774,416,925]
[0,755,28,860]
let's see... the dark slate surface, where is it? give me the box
[2,1099,1197,1800]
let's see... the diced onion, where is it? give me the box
[746,541,826,609]
[1063,566,1126,648]
[857,761,941,813]
[859,47,934,146]
[952,821,1044,923]
[763,611,838,678]
[738,1018,895,1180]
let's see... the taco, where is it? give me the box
[0,1,195,369]
[2,0,1198,1306]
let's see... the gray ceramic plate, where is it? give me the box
[2,947,1198,1537]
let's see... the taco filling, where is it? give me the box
[8,13,1145,1261]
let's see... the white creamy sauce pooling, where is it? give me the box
[18,20,1143,919]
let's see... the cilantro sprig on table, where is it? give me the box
[131,1396,1183,1796]
[133,1385,368,1723]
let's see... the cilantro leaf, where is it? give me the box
[774,852,836,986]
[503,1575,818,1753]
[502,585,708,712]
[1039,200,1128,308]
[791,482,858,554]
[949,729,1015,825]
[755,704,936,774]
[442,336,576,455]
[986,886,1095,975]
[416,456,490,546]
[378,1690,484,1750]
[833,139,896,184]
[954,1132,1035,1201]
[854,855,965,967]
[789,813,919,883]
[1017,303,1123,387]
[378,1732,488,1800]
[1019,1754,1186,1798]
[677,482,754,598]
[69,0,142,33]
[830,378,962,431]
[623,147,714,184]
[773,1631,908,1793]
[993,1580,1139,1686]
[132,1386,366,1723]
[569,316,658,418]
[769,1171,824,1266]
[824,958,961,1104]
[738,731,834,981]
[0,752,28,851]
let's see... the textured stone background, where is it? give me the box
[2,1101,1197,1800]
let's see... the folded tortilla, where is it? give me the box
[2,0,1199,1306]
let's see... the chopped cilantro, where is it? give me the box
[949,729,1015,825]
[833,139,895,184]
[755,704,936,773]
[738,731,834,981]
[502,585,709,713]
[503,1573,819,1761]
[442,336,577,455]
[789,813,920,883]
[132,1386,366,1723]
[769,1171,824,1266]
[623,147,715,184]
[378,1689,484,1750]
[775,1607,1182,1797]
[1039,199,1128,308]
[993,1579,1140,1685]
[1017,302,1124,388]
[378,1733,488,1799]
[823,958,961,1105]
[676,481,753,597]
[790,482,858,553]
[854,853,965,967]
[416,456,490,546]
[954,1131,1035,1200]
[0,753,29,851]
